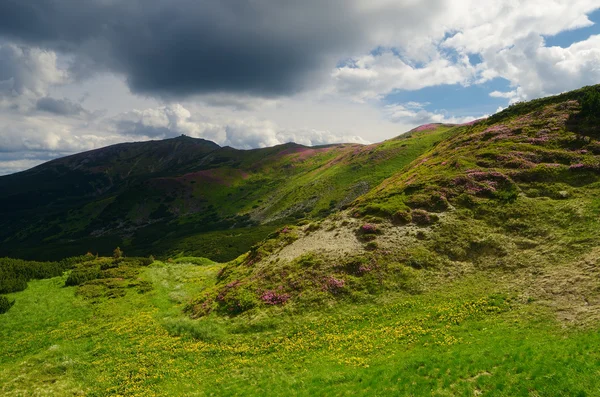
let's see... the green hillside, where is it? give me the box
[1,85,600,396]
[0,125,453,261]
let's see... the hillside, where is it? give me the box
[1,85,600,396]
[186,85,600,323]
[0,125,455,261]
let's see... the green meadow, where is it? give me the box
[1,257,599,396]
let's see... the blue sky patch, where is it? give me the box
[544,9,600,47]
[384,78,513,117]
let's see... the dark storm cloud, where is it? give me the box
[0,0,445,97]
[36,97,85,115]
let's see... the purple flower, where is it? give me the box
[260,290,290,305]
[361,224,377,233]
[413,123,438,132]
[324,276,346,293]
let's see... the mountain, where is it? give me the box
[0,125,455,260]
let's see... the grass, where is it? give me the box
[1,259,600,396]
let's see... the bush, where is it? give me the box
[411,210,439,226]
[0,256,89,294]
[65,267,101,287]
[215,282,258,315]
[406,193,450,212]
[392,210,412,225]
[0,295,15,314]
[113,247,123,259]
[0,277,27,294]
[580,88,600,121]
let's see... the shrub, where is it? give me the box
[405,246,441,269]
[0,256,87,294]
[65,267,101,287]
[0,277,27,294]
[406,193,450,212]
[324,276,346,294]
[215,282,258,315]
[0,295,15,314]
[580,88,600,121]
[392,210,412,225]
[411,210,439,226]
[365,241,379,251]
[260,288,291,305]
[113,247,123,259]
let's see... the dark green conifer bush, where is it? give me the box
[0,295,14,314]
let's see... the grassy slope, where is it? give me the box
[1,259,599,396]
[0,126,452,262]
[187,90,600,322]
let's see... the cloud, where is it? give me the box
[384,103,482,126]
[481,34,600,102]
[0,0,449,97]
[111,104,370,149]
[0,158,47,176]
[112,104,220,140]
[0,41,67,110]
[331,50,476,101]
[36,96,86,116]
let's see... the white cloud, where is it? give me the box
[330,1,600,103]
[331,50,476,101]
[482,34,600,101]
[0,42,68,106]
[384,103,482,126]
[111,104,370,149]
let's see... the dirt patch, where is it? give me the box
[272,216,365,263]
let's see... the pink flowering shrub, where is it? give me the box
[260,288,290,305]
[411,209,439,226]
[360,224,378,234]
[413,123,439,132]
[324,276,346,293]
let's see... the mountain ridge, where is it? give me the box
[0,123,454,260]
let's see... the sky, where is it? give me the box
[0,1,599,175]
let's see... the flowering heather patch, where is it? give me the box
[460,119,484,126]
[483,125,510,134]
[569,163,586,170]
[216,280,242,302]
[412,123,440,132]
[360,224,378,234]
[452,171,515,198]
[324,276,346,293]
[493,153,537,169]
[260,288,290,305]
[527,136,551,144]
[358,264,372,274]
